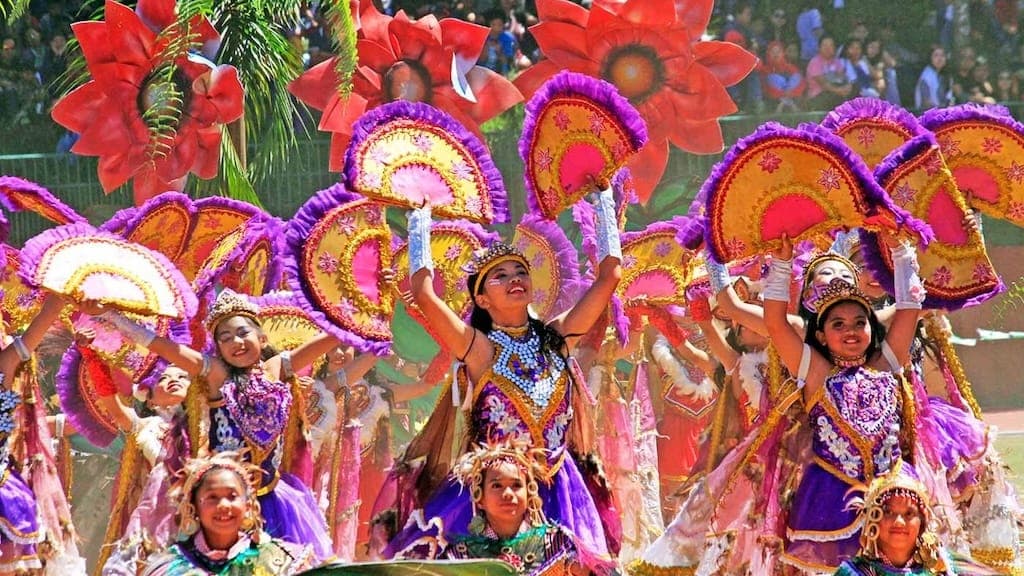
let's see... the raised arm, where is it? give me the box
[550,182,622,343]
[0,292,66,388]
[406,206,491,380]
[762,236,830,401]
[877,242,926,370]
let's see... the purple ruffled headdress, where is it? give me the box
[0,175,87,226]
[343,100,509,224]
[285,183,391,356]
[520,71,647,218]
[820,97,927,138]
[858,133,1005,310]
[700,121,934,264]
[514,214,581,322]
[191,213,287,296]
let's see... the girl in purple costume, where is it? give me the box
[384,190,623,572]
[85,289,336,562]
[763,235,925,573]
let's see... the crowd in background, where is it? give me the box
[6,0,1024,142]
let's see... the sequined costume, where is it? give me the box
[141,531,316,576]
[441,522,579,575]
[385,324,614,571]
[834,557,960,576]
[207,368,333,561]
[0,390,42,573]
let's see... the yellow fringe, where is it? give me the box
[626,559,697,576]
[185,377,209,457]
[93,433,139,576]
[281,375,305,475]
[924,315,982,418]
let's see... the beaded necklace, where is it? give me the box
[488,325,566,408]
[221,365,292,464]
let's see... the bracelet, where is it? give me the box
[11,336,30,362]
[592,185,622,262]
[407,205,434,275]
[705,257,732,295]
[891,243,925,309]
[199,355,212,379]
[762,258,793,302]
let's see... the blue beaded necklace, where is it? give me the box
[488,324,566,408]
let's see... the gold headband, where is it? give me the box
[813,278,873,321]
[205,288,261,334]
[464,243,530,296]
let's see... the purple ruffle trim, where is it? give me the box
[191,214,287,296]
[0,211,8,244]
[820,97,926,137]
[517,214,580,320]
[0,175,86,225]
[285,183,391,356]
[859,135,1004,310]
[343,100,508,224]
[520,70,648,216]
[919,102,1017,132]
[19,222,199,319]
[55,346,118,448]
[701,121,934,263]
[671,214,704,250]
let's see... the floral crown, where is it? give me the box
[451,439,547,525]
[205,288,261,333]
[462,242,530,295]
[812,278,873,322]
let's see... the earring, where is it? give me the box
[468,511,487,535]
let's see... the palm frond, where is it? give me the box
[191,124,262,206]
[322,0,357,99]
[212,0,306,191]
[1,0,30,25]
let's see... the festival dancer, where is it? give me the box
[0,293,85,575]
[142,452,316,575]
[81,289,335,561]
[382,183,623,572]
[763,234,925,572]
[835,463,978,576]
[426,440,584,575]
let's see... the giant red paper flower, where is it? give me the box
[51,0,244,205]
[515,0,757,202]
[289,2,523,172]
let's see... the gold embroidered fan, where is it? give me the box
[702,122,932,263]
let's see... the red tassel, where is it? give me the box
[80,346,117,397]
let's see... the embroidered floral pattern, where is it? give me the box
[856,127,875,148]
[758,150,782,173]
[982,136,1003,154]
[1006,161,1024,184]
[932,265,952,287]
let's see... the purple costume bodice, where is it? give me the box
[808,366,903,482]
[209,369,292,489]
[470,327,573,472]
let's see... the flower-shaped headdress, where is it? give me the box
[204,288,261,333]
[451,440,547,527]
[463,242,530,296]
[811,278,874,323]
[172,451,263,541]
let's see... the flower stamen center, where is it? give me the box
[601,44,664,104]
[383,59,433,104]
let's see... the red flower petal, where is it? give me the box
[135,0,175,32]
[513,59,565,99]
[155,126,198,182]
[389,12,443,64]
[439,18,489,64]
[191,64,244,125]
[615,0,677,26]
[673,0,714,39]
[321,93,368,171]
[72,101,140,156]
[693,40,758,88]
[665,63,737,120]
[357,38,400,75]
[289,57,343,111]
[72,21,114,72]
[668,118,724,154]
[537,0,591,27]
[51,82,107,134]
[459,67,524,123]
[97,151,140,193]
[359,1,392,45]
[104,0,156,70]
[432,91,487,140]
[626,139,670,204]
[191,126,223,179]
[132,169,186,205]
[530,20,591,62]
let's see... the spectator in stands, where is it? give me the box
[39,32,67,103]
[994,68,1019,102]
[479,9,517,76]
[950,45,977,103]
[20,27,46,74]
[865,37,901,104]
[761,40,806,112]
[797,0,825,64]
[935,0,955,53]
[915,45,952,110]
[966,55,997,104]
[842,39,877,98]
[806,35,853,110]
[767,8,795,47]
[723,2,764,113]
